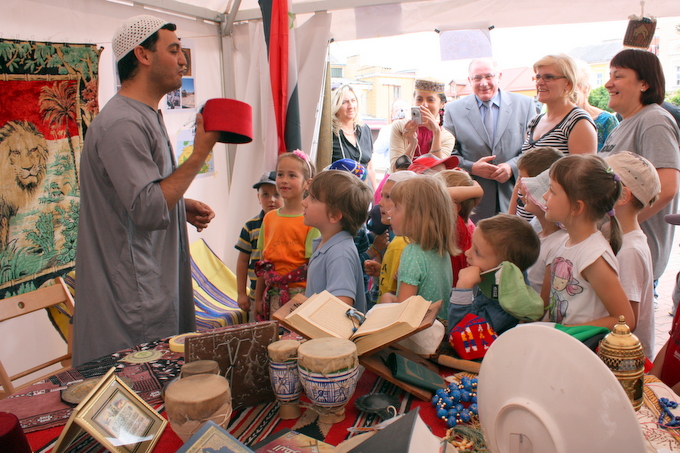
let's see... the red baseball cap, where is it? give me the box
[408,153,460,174]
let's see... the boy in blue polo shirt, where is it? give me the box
[235,171,282,319]
[302,170,373,312]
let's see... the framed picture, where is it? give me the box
[182,48,192,77]
[53,367,167,453]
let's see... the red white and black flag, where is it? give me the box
[259,0,302,155]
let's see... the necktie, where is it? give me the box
[483,101,495,146]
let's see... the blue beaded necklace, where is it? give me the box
[658,397,680,428]
[431,376,479,428]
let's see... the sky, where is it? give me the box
[329,19,634,82]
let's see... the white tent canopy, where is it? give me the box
[136,0,680,42]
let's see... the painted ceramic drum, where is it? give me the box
[268,340,303,403]
[268,339,303,419]
[297,338,360,422]
[269,360,303,402]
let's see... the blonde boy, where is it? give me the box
[606,151,661,359]
[303,170,373,312]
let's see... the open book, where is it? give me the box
[273,291,440,356]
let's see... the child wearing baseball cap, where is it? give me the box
[235,171,282,319]
[605,151,661,359]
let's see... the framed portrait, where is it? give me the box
[182,48,192,77]
[53,367,167,453]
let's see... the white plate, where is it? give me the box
[478,324,645,453]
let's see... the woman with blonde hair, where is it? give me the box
[331,84,376,189]
[521,54,597,155]
[512,54,597,220]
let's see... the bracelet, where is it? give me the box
[431,148,443,154]
[369,245,384,257]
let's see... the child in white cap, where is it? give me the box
[606,151,661,359]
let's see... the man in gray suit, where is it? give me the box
[444,58,538,223]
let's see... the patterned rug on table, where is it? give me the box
[229,368,449,448]
[0,338,182,434]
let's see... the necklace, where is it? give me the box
[432,376,478,428]
[342,128,355,135]
[658,397,680,428]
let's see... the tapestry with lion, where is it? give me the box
[0,39,101,297]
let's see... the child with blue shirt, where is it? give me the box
[302,170,373,312]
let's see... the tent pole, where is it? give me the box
[316,44,332,172]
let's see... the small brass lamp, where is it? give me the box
[597,316,645,410]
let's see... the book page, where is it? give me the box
[353,303,407,338]
[286,292,356,339]
[352,297,429,339]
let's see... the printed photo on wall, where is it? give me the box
[167,88,181,110]
[165,41,195,111]
[181,78,195,110]
[182,48,192,77]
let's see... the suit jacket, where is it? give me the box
[443,90,537,222]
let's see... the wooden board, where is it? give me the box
[184,322,278,409]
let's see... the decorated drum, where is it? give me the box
[164,374,232,441]
[180,359,220,379]
[268,340,303,403]
[268,340,303,419]
[297,338,360,420]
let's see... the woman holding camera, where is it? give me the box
[389,78,455,172]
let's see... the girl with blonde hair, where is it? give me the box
[381,175,457,318]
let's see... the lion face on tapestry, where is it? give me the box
[0,120,49,249]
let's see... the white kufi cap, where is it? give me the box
[112,15,170,62]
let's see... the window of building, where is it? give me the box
[331,67,343,78]
[392,85,401,100]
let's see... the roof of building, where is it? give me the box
[568,40,623,63]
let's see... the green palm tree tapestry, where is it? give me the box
[0,39,102,297]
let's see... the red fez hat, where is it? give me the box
[202,98,253,144]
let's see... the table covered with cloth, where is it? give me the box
[2,337,680,453]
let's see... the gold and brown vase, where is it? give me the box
[597,316,645,410]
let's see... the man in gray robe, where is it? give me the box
[73,15,219,365]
